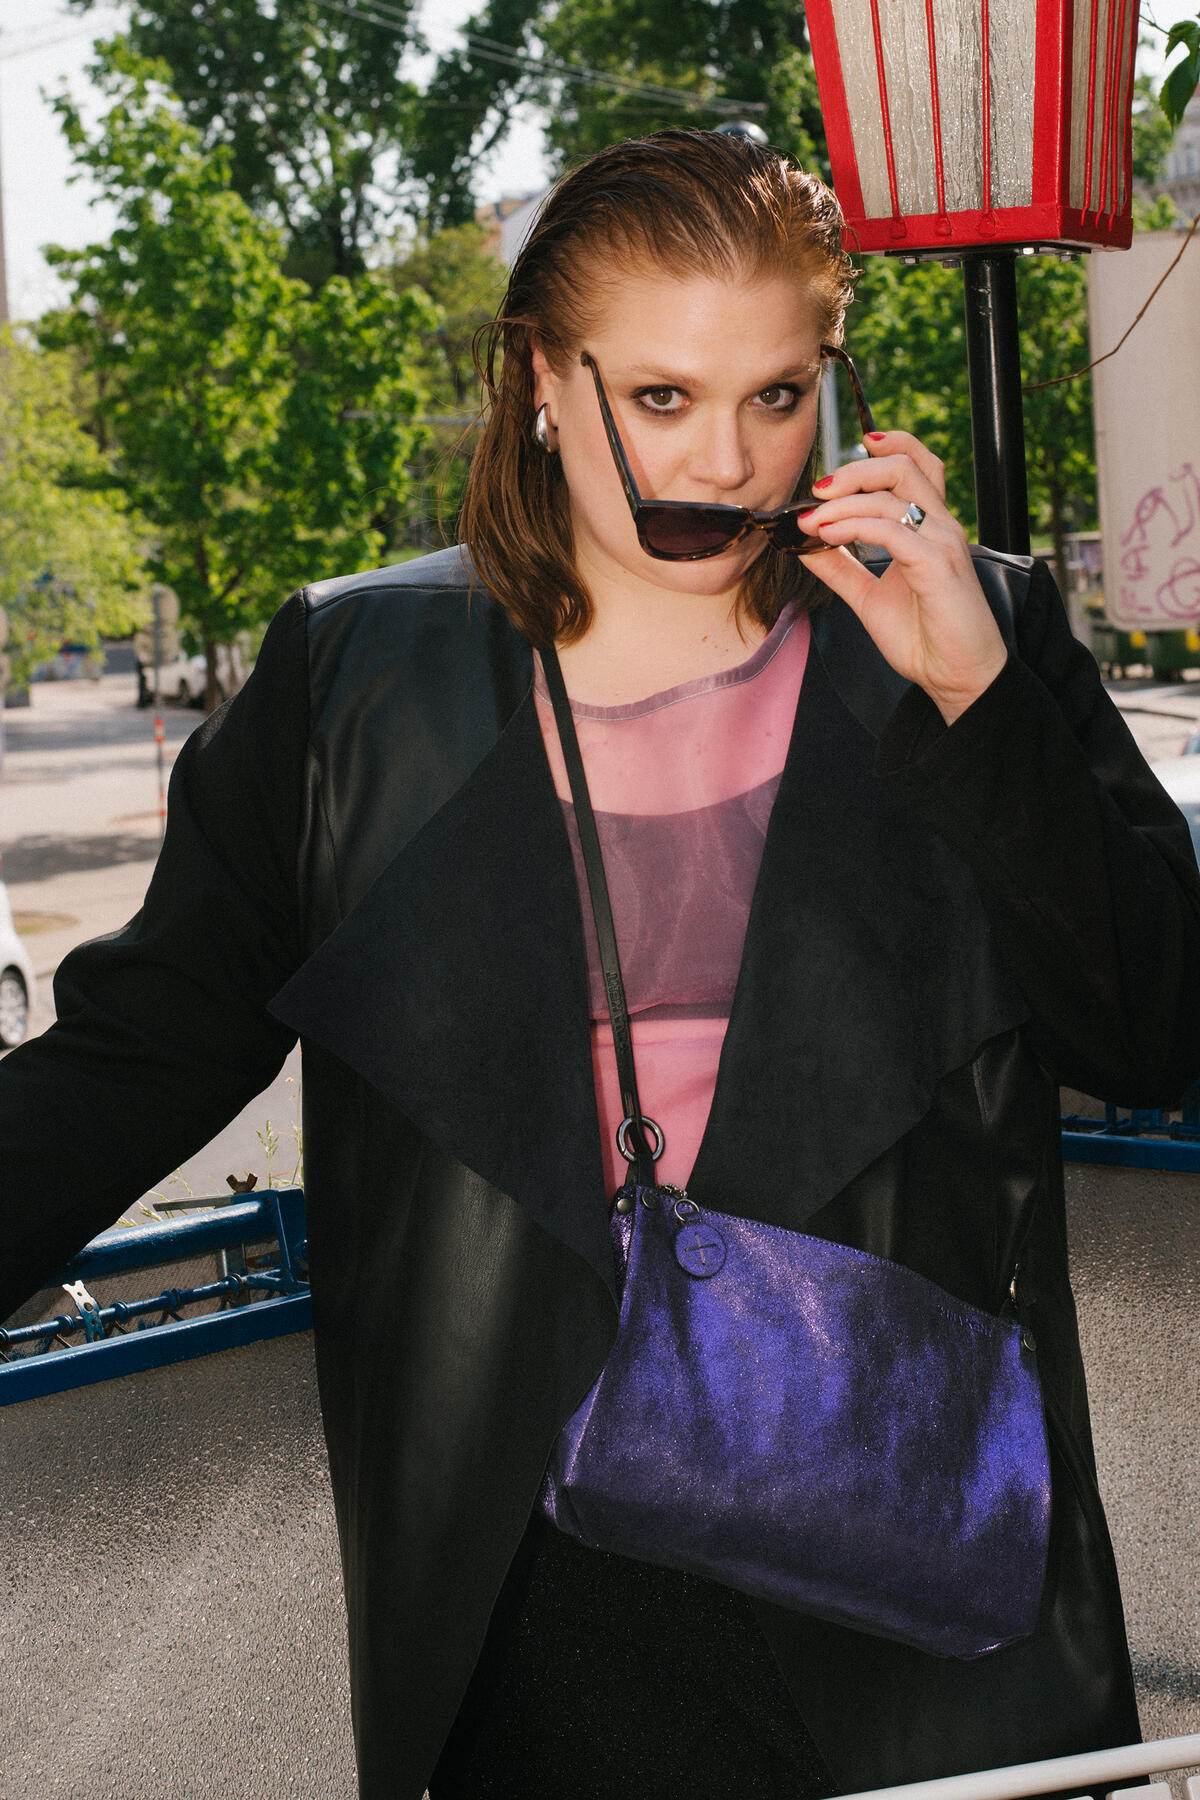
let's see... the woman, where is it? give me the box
[3,130,1199,1800]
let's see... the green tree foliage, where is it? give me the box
[1159,15,1200,129]
[385,222,509,542]
[1133,191,1181,228]
[847,258,975,532]
[411,0,824,225]
[407,0,548,229]
[394,222,508,413]
[40,54,433,700]
[535,0,823,174]
[1132,68,1176,184]
[1014,256,1096,595]
[68,0,424,280]
[66,0,818,235]
[0,333,146,689]
[849,253,1097,587]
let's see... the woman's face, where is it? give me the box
[532,265,825,603]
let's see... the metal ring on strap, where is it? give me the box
[616,1116,665,1164]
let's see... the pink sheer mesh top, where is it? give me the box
[534,604,810,1200]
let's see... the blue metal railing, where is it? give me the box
[4,1090,1200,1405]
[1061,1081,1200,1172]
[0,1189,311,1406]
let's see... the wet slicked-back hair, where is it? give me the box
[459,129,857,646]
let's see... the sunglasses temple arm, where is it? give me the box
[582,356,645,515]
[850,371,876,437]
[822,344,876,438]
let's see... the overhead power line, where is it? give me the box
[0,24,106,63]
[462,31,767,115]
[0,6,125,64]
[325,0,766,118]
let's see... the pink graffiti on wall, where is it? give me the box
[1118,463,1200,621]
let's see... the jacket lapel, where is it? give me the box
[688,597,1029,1228]
[270,690,615,1292]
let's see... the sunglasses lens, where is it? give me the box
[765,506,826,554]
[640,507,741,559]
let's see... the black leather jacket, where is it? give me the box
[5,545,1200,1797]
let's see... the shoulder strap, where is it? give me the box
[540,645,661,1188]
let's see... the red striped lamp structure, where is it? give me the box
[805,0,1141,253]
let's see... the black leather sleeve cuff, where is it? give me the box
[874,654,1024,779]
[871,651,1107,897]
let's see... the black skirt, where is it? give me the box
[430,1512,835,1800]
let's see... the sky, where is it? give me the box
[0,0,1195,322]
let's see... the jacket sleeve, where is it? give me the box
[875,558,1200,1103]
[0,594,311,1321]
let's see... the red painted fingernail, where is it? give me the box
[866,431,886,441]
[813,475,834,488]
[797,512,819,524]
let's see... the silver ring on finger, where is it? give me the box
[899,501,926,533]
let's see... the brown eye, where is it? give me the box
[757,385,800,411]
[639,387,679,411]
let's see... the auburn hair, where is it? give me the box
[458,129,857,647]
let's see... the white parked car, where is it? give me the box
[0,865,35,1048]
[1151,755,1200,865]
[137,644,248,708]
[147,651,210,706]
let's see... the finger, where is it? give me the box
[800,514,967,601]
[797,491,953,538]
[813,452,948,519]
[808,513,953,568]
[862,430,947,499]
[796,541,902,621]
[795,543,872,606]
[797,524,978,633]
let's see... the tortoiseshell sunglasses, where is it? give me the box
[581,344,874,561]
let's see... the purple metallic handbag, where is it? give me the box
[538,647,1052,1661]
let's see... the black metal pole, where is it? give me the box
[960,252,1031,555]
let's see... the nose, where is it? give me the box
[688,409,754,495]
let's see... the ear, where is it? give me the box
[530,341,560,421]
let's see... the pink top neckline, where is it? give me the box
[535,606,809,819]
[533,606,803,722]
[533,601,811,1197]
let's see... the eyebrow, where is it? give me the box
[623,361,824,390]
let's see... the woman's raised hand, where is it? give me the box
[797,431,1009,725]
